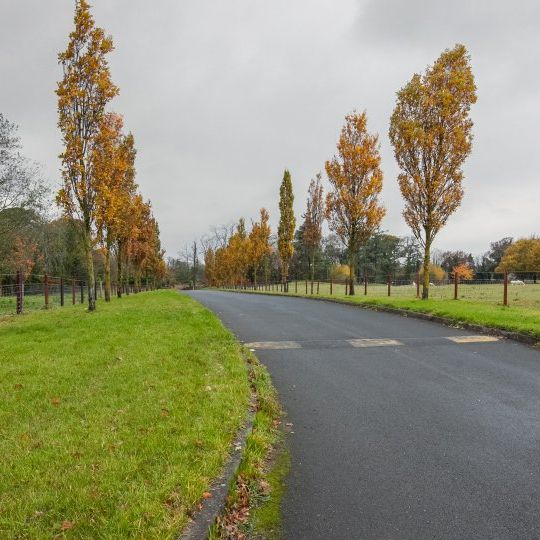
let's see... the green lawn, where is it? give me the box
[224,284,540,341]
[0,290,250,538]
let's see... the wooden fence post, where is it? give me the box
[454,272,459,300]
[503,271,508,306]
[16,270,23,314]
[330,279,333,295]
[72,279,76,305]
[44,274,49,308]
[364,273,368,296]
[80,282,84,304]
[317,281,320,294]
[387,274,391,297]
[60,277,64,306]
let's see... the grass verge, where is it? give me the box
[209,351,288,540]
[220,288,540,342]
[0,290,250,538]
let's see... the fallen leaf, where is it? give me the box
[60,520,74,531]
[202,491,212,499]
[51,397,61,406]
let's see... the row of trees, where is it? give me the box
[1,1,166,310]
[198,44,537,295]
[202,44,477,298]
[55,0,165,309]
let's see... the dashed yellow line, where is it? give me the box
[245,341,302,350]
[446,335,500,343]
[348,338,403,348]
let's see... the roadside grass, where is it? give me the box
[209,352,288,540]
[0,290,250,538]
[220,285,540,341]
[0,293,65,315]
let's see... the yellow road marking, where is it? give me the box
[245,341,302,350]
[446,335,500,343]
[348,338,403,348]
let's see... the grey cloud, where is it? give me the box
[0,0,538,257]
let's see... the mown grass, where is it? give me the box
[222,285,540,341]
[0,290,250,538]
[209,352,287,539]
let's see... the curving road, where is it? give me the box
[186,290,540,539]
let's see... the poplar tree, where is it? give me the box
[249,208,271,286]
[325,112,385,295]
[302,173,324,285]
[56,0,118,310]
[389,44,477,299]
[277,169,295,290]
[94,113,126,301]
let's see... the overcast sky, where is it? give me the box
[2,0,539,257]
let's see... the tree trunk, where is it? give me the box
[422,235,431,300]
[116,246,123,298]
[282,261,289,292]
[84,229,96,311]
[104,244,111,302]
[348,247,356,296]
[310,251,315,293]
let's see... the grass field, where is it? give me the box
[224,282,540,341]
[0,290,250,538]
[284,280,540,309]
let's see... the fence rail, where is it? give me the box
[219,271,540,309]
[0,273,153,315]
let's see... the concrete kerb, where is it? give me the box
[179,406,255,540]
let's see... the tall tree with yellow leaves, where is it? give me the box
[113,134,137,297]
[302,173,324,285]
[56,0,119,310]
[277,170,295,290]
[94,112,126,301]
[128,195,154,292]
[389,44,477,299]
[249,208,271,286]
[325,111,385,295]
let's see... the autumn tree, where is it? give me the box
[94,112,127,301]
[204,248,216,286]
[325,111,385,295]
[56,0,119,310]
[496,238,540,273]
[277,170,295,290]
[389,44,477,299]
[228,218,250,286]
[113,134,137,297]
[302,173,324,285]
[452,262,474,280]
[249,208,271,285]
[419,263,447,282]
[129,196,154,292]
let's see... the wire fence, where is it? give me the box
[219,271,540,309]
[0,273,152,316]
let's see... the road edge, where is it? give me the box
[179,348,284,540]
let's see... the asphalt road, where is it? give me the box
[186,290,540,539]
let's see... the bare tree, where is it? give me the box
[0,113,46,236]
